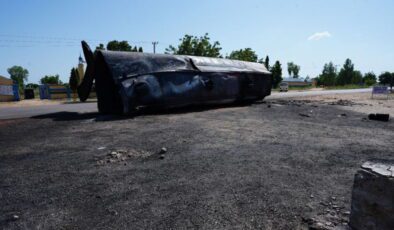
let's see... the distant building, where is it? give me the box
[281,77,312,87]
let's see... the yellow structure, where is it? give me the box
[0,76,16,102]
[77,63,85,83]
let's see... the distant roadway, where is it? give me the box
[0,88,371,120]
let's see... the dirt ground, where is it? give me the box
[0,93,393,229]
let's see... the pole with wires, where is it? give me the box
[152,41,158,54]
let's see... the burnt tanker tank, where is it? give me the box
[78,41,272,114]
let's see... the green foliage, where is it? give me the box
[337,58,354,85]
[363,72,377,86]
[270,60,283,88]
[287,62,300,78]
[25,83,39,89]
[7,65,29,89]
[351,70,363,84]
[69,68,79,91]
[96,43,105,50]
[107,40,132,51]
[40,75,62,85]
[95,41,143,52]
[264,55,270,70]
[165,33,222,57]
[227,48,258,62]
[318,62,337,86]
[378,72,394,89]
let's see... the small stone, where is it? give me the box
[310,194,314,198]
[331,196,336,200]
[159,154,165,159]
[10,215,19,221]
[108,209,118,216]
[160,147,167,154]
[342,211,350,216]
[267,104,271,108]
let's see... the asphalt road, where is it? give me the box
[0,88,371,119]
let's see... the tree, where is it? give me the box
[264,55,270,70]
[287,62,300,78]
[40,75,62,85]
[25,83,39,89]
[292,65,300,78]
[95,41,143,52]
[352,70,363,85]
[379,72,394,90]
[7,65,29,90]
[363,72,377,86]
[227,48,258,62]
[69,68,79,91]
[336,58,354,85]
[270,60,283,88]
[287,62,294,76]
[165,33,222,57]
[69,68,79,101]
[318,62,337,86]
[96,43,105,50]
[107,40,132,51]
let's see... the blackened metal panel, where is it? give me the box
[79,42,272,114]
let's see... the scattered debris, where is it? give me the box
[96,149,152,165]
[368,113,390,122]
[10,214,19,221]
[97,146,106,150]
[299,113,311,117]
[304,196,350,230]
[328,99,356,106]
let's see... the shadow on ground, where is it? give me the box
[30,101,257,121]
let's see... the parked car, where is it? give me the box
[279,82,289,92]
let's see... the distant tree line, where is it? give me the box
[5,34,394,91]
[95,40,143,52]
[316,58,393,89]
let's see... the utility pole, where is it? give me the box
[152,41,158,54]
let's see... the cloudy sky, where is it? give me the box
[0,0,393,83]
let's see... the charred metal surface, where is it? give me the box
[78,41,272,114]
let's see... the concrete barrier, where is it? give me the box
[349,161,394,230]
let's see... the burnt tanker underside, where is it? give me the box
[78,41,272,114]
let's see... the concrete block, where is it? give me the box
[349,161,394,230]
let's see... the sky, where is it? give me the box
[0,0,393,83]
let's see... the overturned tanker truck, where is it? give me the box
[78,41,272,114]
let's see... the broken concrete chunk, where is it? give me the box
[349,160,394,230]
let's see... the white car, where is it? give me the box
[279,82,289,92]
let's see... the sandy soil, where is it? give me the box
[289,92,394,117]
[0,99,65,108]
[0,94,393,229]
[0,98,98,108]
